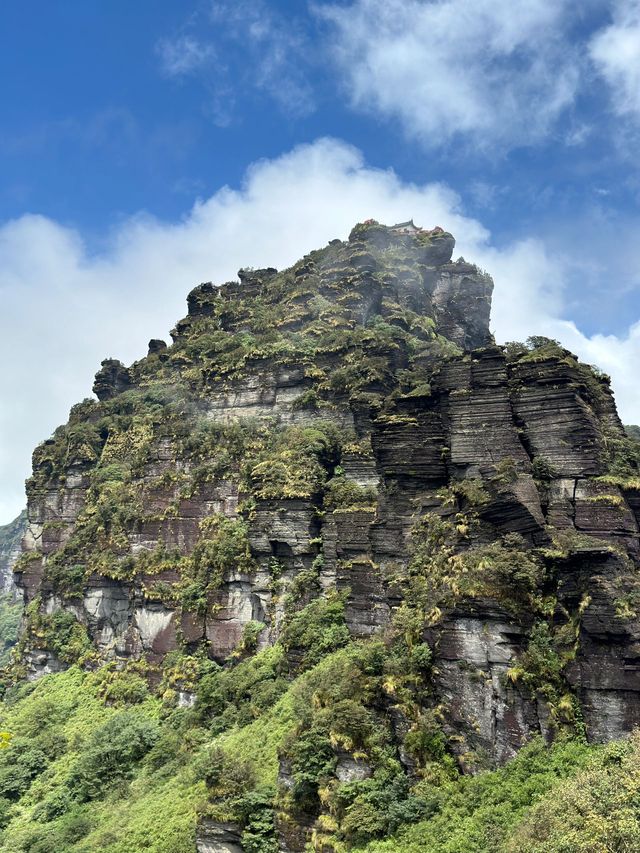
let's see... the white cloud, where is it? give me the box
[157,36,216,77]
[481,237,640,428]
[155,1,314,119]
[590,0,640,118]
[315,0,581,147]
[210,0,314,115]
[1,137,639,523]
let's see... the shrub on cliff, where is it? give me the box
[279,592,351,670]
[323,476,377,512]
[66,709,160,801]
[363,736,595,852]
[0,595,22,666]
[180,515,256,614]
[247,424,338,500]
[505,734,640,852]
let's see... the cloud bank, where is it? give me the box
[1,137,638,522]
[155,0,597,146]
[156,1,640,147]
[315,0,581,147]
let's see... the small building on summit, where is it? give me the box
[390,220,420,234]
[389,220,446,236]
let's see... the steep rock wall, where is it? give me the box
[11,219,640,848]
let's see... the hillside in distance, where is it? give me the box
[0,513,25,599]
[3,219,640,852]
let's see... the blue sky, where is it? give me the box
[2,0,640,522]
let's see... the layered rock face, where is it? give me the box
[12,219,640,847]
[0,510,26,599]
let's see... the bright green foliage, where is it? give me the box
[277,638,449,846]
[506,733,640,852]
[0,668,203,852]
[195,594,352,734]
[247,424,339,500]
[324,477,378,512]
[0,597,22,667]
[66,710,160,801]
[236,786,279,853]
[0,635,436,849]
[8,237,640,853]
[0,632,630,853]
[196,645,289,733]
[0,742,48,802]
[279,592,351,670]
[363,737,596,853]
[18,602,94,666]
[93,662,151,706]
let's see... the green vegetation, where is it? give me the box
[507,337,640,487]
[279,592,351,669]
[0,606,619,853]
[393,512,544,626]
[363,736,596,853]
[506,620,582,729]
[179,515,256,614]
[29,395,358,606]
[248,424,340,500]
[506,733,640,852]
[0,598,21,667]
[22,230,479,616]
[324,476,378,512]
[0,667,199,853]
[17,601,94,668]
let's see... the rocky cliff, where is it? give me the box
[11,219,640,850]
[0,510,26,599]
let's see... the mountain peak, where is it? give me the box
[9,225,640,851]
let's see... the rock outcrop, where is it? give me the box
[11,219,640,849]
[92,358,132,401]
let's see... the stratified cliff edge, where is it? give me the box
[10,220,640,851]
